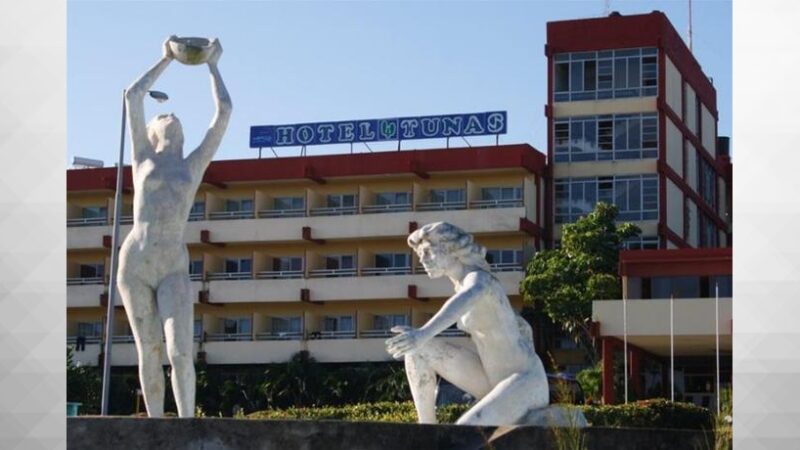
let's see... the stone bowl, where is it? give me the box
[169,37,212,65]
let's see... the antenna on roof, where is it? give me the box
[688,0,694,52]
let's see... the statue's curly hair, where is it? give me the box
[407,222,491,272]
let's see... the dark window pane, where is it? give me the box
[555,63,570,92]
[584,61,596,91]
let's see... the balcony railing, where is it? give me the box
[255,331,303,341]
[361,203,412,214]
[256,270,304,280]
[67,217,107,227]
[208,210,255,220]
[309,206,358,216]
[416,201,467,211]
[489,262,523,272]
[205,333,252,342]
[189,273,204,282]
[360,329,394,339]
[258,208,306,219]
[308,330,357,340]
[67,336,101,345]
[111,335,136,343]
[67,277,104,286]
[360,266,412,276]
[469,198,523,209]
[188,212,205,222]
[116,215,134,225]
[308,268,357,278]
[206,272,253,281]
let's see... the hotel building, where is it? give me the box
[67,145,547,368]
[546,11,732,405]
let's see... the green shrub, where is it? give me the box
[247,401,470,423]
[581,399,712,430]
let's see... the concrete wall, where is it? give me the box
[665,56,682,116]
[665,118,683,176]
[552,159,657,179]
[552,97,657,117]
[666,179,683,237]
[593,298,732,337]
[67,417,715,450]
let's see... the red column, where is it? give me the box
[602,338,615,404]
[630,348,642,398]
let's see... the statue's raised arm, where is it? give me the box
[186,38,232,181]
[124,36,176,165]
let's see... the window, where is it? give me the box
[226,199,254,212]
[373,314,408,330]
[323,316,354,332]
[325,255,355,270]
[77,321,103,337]
[189,260,203,280]
[699,215,718,248]
[651,276,701,299]
[485,249,523,267]
[553,113,657,162]
[374,192,411,205]
[271,317,302,333]
[194,319,203,338]
[189,202,205,221]
[224,258,252,274]
[326,194,357,208]
[222,317,251,335]
[553,47,658,101]
[82,206,107,219]
[273,196,304,211]
[710,275,732,297]
[272,256,303,272]
[623,236,660,250]
[699,158,717,209]
[79,263,104,279]
[481,187,521,201]
[555,175,658,223]
[429,189,465,204]
[375,253,410,268]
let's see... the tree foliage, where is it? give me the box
[67,347,102,414]
[522,202,640,364]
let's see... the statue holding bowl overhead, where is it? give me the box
[117,36,231,418]
[387,222,581,426]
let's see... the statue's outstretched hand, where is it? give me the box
[207,38,223,66]
[386,326,426,360]
[162,35,177,60]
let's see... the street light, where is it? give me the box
[100,89,169,416]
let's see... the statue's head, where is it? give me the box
[147,113,184,154]
[407,222,490,278]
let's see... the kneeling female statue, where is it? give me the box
[385,222,549,426]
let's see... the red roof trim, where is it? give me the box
[67,144,546,192]
[619,248,731,277]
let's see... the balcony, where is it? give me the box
[360,329,394,339]
[256,270,303,280]
[489,262,523,273]
[415,201,467,212]
[258,208,306,219]
[205,332,252,342]
[309,206,358,217]
[188,211,205,222]
[208,210,255,220]
[308,268,357,278]
[67,217,107,227]
[207,271,253,281]
[255,331,303,341]
[469,199,523,209]
[360,266,412,276]
[67,276,104,286]
[361,203,413,214]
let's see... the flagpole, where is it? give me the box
[670,293,674,402]
[623,293,628,404]
[715,282,721,414]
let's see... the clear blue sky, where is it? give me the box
[67,0,731,166]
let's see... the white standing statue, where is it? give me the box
[386,222,552,426]
[117,36,231,418]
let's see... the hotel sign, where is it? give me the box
[249,111,507,148]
